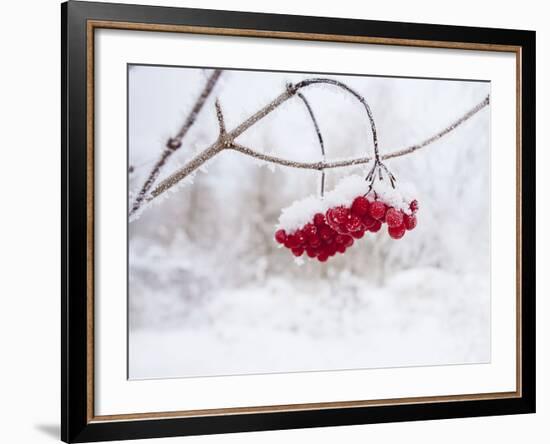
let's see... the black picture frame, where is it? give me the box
[62,1,536,442]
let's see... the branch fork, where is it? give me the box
[365,158,397,193]
[130,73,491,218]
[214,99,235,150]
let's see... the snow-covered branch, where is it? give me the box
[148,88,297,200]
[147,79,381,202]
[130,69,222,215]
[382,94,490,160]
[139,79,490,213]
[229,143,371,171]
[230,89,488,172]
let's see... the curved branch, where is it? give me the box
[296,92,327,196]
[296,78,379,159]
[296,92,325,158]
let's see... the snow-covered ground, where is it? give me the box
[130,268,489,379]
[128,65,491,380]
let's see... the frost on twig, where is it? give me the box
[132,74,490,220]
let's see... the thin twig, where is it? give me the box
[229,143,370,170]
[215,99,226,135]
[382,94,491,160]
[229,94,489,170]
[296,92,326,197]
[129,69,222,216]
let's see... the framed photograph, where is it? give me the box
[62,1,535,442]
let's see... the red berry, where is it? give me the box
[369,201,387,220]
[351,196,370,217]
[336,244,347,253]
[307,234,321,248]
[342,235,354,247]
[345,215,363,232]
[325,208,338,228]
[292,247,305,256]
[302,223,317,237]
[275,229,287,244]
[335,234,347,245]
[294,230,306,246]
[404,214,417,230]
[351,229,365,239]
[388,224,406,239]
[410,200,419,213]
[361,214,376,229]
[326,206,349,227]
[319,226,335,241]
[335,206,350,223]
[368,220,382,233]
[337,224,349,234]
[306,248,318,258]
[313,213,326,227]
[285,234,300,249]
[317,253,329,262]
[386,208,404,228]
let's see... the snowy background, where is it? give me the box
[128,65,491,379]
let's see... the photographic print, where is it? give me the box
[127,65,491,380]
[63,5,535,440]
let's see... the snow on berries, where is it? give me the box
[274,175,419,263]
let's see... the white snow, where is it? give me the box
[365,176,417,213]
[276,174,417,233]
[129,268,490,379]
[127,65,491,380]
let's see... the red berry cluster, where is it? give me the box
[275,197,418,263]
